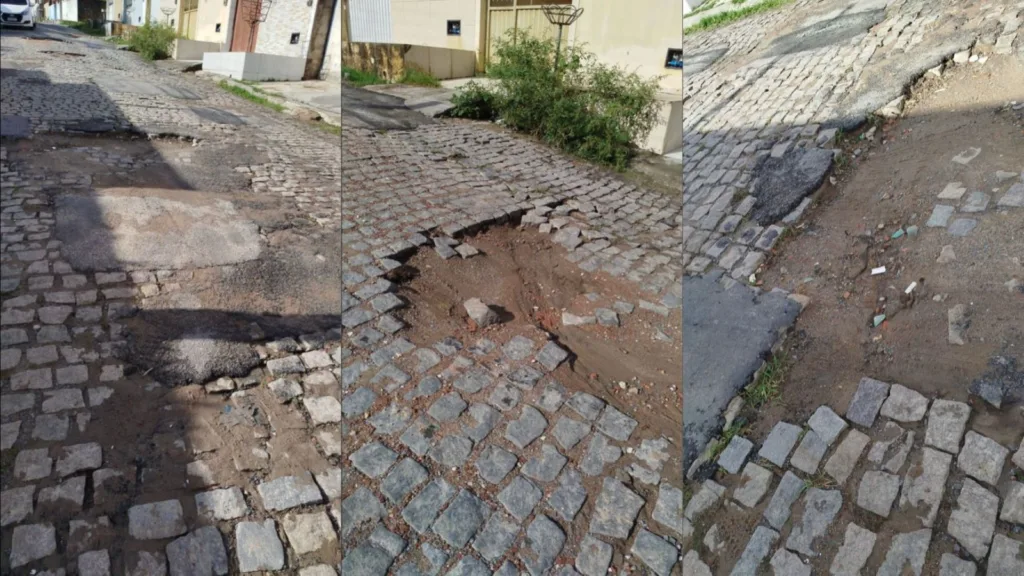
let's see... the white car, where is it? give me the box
[0,0,35,29]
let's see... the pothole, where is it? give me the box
[39,50,86,57]
[389,226,683,443]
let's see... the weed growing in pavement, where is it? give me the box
[448,31,661,170]
[129,23,177,60]
[805,472,837,490]
[689,0,793,32]
[217,81,285,112]
[60,20,105,36]
[400,67,442,87]
[316,122,341,136]
[743,355,786,408]
[708,419,750,460]
[343,67,386,87]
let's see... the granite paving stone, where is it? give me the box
[497,475,543,521]
[758,421,802,467]
[9,523,57,568]
[1001,481,1024,524]
[505,405,547,449]
[631,529,678,576]
[342,487,384,537]
[427,435,473,467]
[566,392,605,421]
[684,479,725,521]
[341,543,393,576]
[0,486,34,527]
[947,478,999,560]
[790,429,829,474]
[520,514,565,576]
[472,513,519,562]
[987,534,1024,576]
[195,487,248,521]
[381,458,428,503]
[535,341,569,371]
[717,435,753,474]
[128,500,187,540]
[857,471,901,518]
[880,384,929,422]
[551,416,590,450]
[899,447,952,527]
[462,403,499,443]
[652,482,683,533]
[432,489,490,548]
[763,471,804,530]
[236,520,285,572]
[846,377,890,427]
[732,462,773,508]
[282,512,337,555]
[257,472,325,511]
[167,526,229,576]
[350,442,399,478]
[830,523,877,576]
[823,429,870,485]
[590,477,645,539]
[595,405,637,441]
[575,535,613,576]
[368,524,406,558]
[770,548,810,576]
[402,479,457,534]
[924,399,971,454]
[522,444,568,482]
[730,526,778,576]
[787,488,843,557]
[939,554,976,576]
[957,430,1009,485]
[808,405,848,446]
[876,529,931,576]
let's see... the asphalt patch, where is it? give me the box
[684,45,729,75]
[64,119,117,133]
[750,147,833,225]
[93,77,201,100]
[190,107,246,125]
[0,115,31,139]
[767,8,885,57]
[969,355,1024,409]
[683,270,802,467]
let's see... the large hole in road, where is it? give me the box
[392,226,683,452]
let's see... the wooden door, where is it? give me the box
[231,0,262,52]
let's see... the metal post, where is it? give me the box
[541,5,583,77]
[553,25,562,75]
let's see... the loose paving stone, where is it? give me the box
[257,472,325,511]
[857,471,901,518]
[868,422,914,473]
[925,399,971,454]
[522,443,568,482]
[313,468,341,500]
[1001,481,1024,524]
[786,488,842,556]
[462,403,499,443]
[846,377,890,427]
[350,442,399,478]
[730,526,778,576]
[566,392,605,421]
[685,479,725,520]
[268,378,303,402]
[403,478,457,534]
[948,218,977,237]
[596,405,637,441]
[790,430,829,474]
[551,416,590,450]
[520,514,565,576]
[1,486,35,527]
[282,512,337,555]
[652,482,683,533]
[475,445,517,485]
[733,462,773,508]
[506,405,547,449]
[947,478,999,560]
[763,471,805,530]
[988,534,1024,576]
[472,513,519,562]
[590,477,645,539]
[453,369,493,393]
[717,435,753,474]
[880,384,929,422]
[758,421,802,467]
[433,489,490,548]
[9,523,57,568]
[503,335,535,360]
[830,523,877,576]
[594,308,619,326]
[464,298,500,328]
[958,430,1009,485]
[413,348,441,373]
[535,340,569,371]
[343,387,377,418]
[195,487,247,521]
[938,182,968,200]
[236,520,285,572]
[961,191,990,213]
[498,475,543,521]
[382,458,429,503]
[939,554,976,576]
[631,529,678,576]
[266,355,305,376]
[128,500,187,540]
[770,548,810,576]
[899,447,952,527]
[167,526,229,576]
[341,487,384,537]
[808,405,848,446]
[38,476,86,511]
[926,204,956,227]
[576,535,613,576]
[683,550,712,576]
[0,348,21,370]
[427,435,473,467]
[548,468,587,522]
[368,403,412,435]
[877,529,931,576]
[433,337,463,357]
[824,429,870,485]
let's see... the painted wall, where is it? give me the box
[59,0,79,21]
[125,0,148,24]
[107,0,125,22]
[322,0,343,79]
[254,0,316,58]
[571,0,682,94]
[194,0,231,44]
[388,0,480,52]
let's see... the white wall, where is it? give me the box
[254,0,316,58]
[389,0,479,52]
[322,0,343,80]
[60,0,79,21]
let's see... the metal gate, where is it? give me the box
[485,0,568,67]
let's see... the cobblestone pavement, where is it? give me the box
[2,24,688,576]
[685,377,1024,575]
[681,0,1024,280]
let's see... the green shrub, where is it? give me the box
[129,23,177,60]
[400,67,441,87]
[448,31,661,170]
[343,67,386,87]
[449,81,501,120]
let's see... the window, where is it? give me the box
[215,23,221,32]
[290,33,300,45]
[171,19,175,26]
[665,48,682,70]
[447,20,461,36]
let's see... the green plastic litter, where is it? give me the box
[891,229,905,239]
[873,314,886,327]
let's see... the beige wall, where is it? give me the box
[323,0,343,80]
[194,0,230,44]
[571,0,682,94]
[390,0,481,52]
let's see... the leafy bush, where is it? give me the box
[448,31,661,170]
[129,23,177,61]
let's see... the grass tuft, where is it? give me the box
[400,67,442,87]
[217,81,285,112]
[343,67,386,87]
[743,355,786,408]
[689,0,793,33]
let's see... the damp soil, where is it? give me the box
[756,54,1024,440]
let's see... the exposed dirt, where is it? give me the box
[757,54,1024,439]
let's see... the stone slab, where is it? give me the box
[899,447,952,527]
[947,478,999,560]
[957,431,1009,485]
[846,377,890,427]
[829,523,876,576]
[758,421,802,467]
[824,429,870,485]
[924,399,970,454]
[763,471,804,530]
[786,488,842,556]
